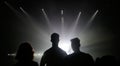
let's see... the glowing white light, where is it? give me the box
[8,53,16,56]
[59,37,73,54]
[7,8,101,60]
[61,10,64,36]
[8,53,43,57]
[61,10,64,15]
[34,53,43,57]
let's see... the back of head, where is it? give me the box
[51,33,59,46]
[71,38,80,52]
[15,42,34,61]
[71,38,80,47]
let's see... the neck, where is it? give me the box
[74,50,80,53]
[52,44,58,48]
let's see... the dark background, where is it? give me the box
[0,0,120,66]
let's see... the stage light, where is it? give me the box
[82,10,99,32]
[59,37,73,54]
[6,3,103,59]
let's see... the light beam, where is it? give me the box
[4,1,23,19]
[20,7,49,39]
[20,7,33,21]
[75,11,81,26]
[41,9,53,32]
[69,11,81,36]
[61,10,64,36]
[59,10,73,54]
[82,10,99,33]
[87,10,98,27]
[20,7,38,25]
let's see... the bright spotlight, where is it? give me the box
[59,37,73,55]
[61,10,64,15]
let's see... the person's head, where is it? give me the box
[15,42,34,61]
[71,38,81,52]
[51,33,59,47]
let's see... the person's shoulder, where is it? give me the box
[43,47,53,55]
[44,47,52,53]
[58,47,67,55]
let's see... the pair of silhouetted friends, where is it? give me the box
[14,33,94,66]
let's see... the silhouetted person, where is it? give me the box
[40,33,67,66]
[14,42,38,66]
[65,38,94,66]
[95,55,117,66]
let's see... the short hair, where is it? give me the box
[51,33,59,39]
[71,37,80,47]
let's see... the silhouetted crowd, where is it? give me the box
[14,33,120,66]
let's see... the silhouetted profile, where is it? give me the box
[14,42,38,66]
[65,38,94,66]
[40,33,67,66]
